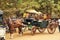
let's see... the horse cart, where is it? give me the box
[0,10,6,40]
[23,10,58,35]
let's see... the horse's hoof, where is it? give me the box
[10,37,13,39]
[19,34,23,36]
[10,35,14,39]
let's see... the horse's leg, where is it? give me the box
[6,25,9,33]
[18,27,23,36]
[10,30,14,39]
[14,28,17,33]
[24,26,27,32]
[31,26,36,35]
[9,26,14,39]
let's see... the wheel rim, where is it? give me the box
[38,28,46,33]
[31,26,36,35]
[47,25,56,34]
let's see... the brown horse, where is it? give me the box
[5,17,24,39]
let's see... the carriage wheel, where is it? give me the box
[31,26,36,35]
[38,28,46,33]
[47,25,56,34]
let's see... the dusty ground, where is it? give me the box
[5,28,60,40]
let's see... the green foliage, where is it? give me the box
[0,0,60,18]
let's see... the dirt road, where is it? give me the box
[6,28,60,40]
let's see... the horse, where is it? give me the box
[4,17,25,39]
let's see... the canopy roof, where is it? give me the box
[37,12,42,15]
[26,10,42,15]
[26,10,38,14]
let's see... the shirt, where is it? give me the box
[58,19,60,25]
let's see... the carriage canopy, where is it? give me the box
[26,10,38,14]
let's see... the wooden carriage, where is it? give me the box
[23,10,58,35]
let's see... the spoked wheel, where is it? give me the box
[38,28,46,33]
[31,26,36,35]
[47,25,56,34]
